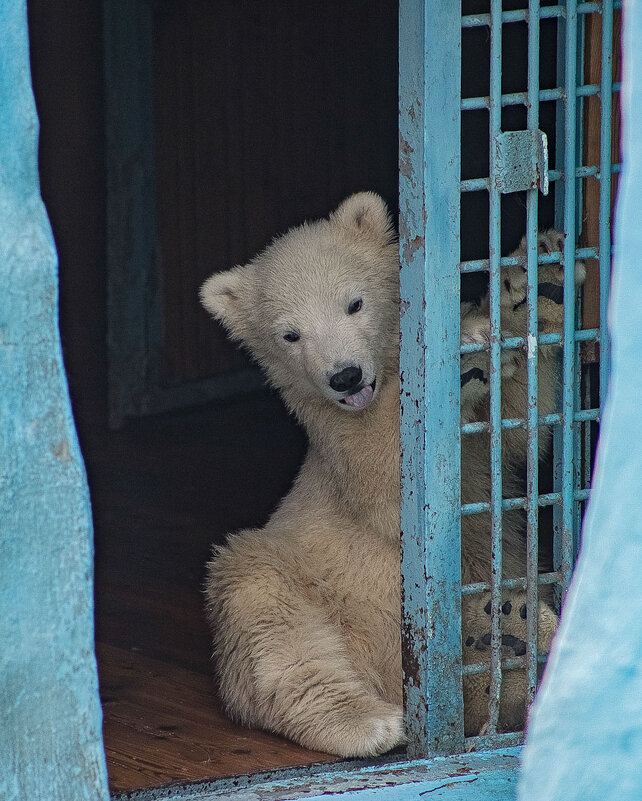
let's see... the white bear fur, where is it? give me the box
[200,193,582,756]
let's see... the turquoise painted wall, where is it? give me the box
[519,3,642,798]
[0,2,109,799]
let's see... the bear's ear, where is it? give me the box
[200,264,254,342]
[330,191,395,246]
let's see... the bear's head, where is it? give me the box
[200,192,399,413]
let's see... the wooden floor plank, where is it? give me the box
[98,643,338,792]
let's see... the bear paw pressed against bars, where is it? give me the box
[462,591,558,737]
[200,193,585,756]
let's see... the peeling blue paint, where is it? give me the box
[113,750,521,801]
[0,2,109,799]
[399,0,464,759]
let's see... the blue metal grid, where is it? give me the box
[399,0,619,758]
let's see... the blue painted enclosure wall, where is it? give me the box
[518,2,642,798]
[0,2,109,799]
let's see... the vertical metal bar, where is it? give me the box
[580,372,592,559]
[487,0,503,735]
[525,0,541,706]
[399,0,464,757]
[552,0,567,611]
[583,366,592,489]
[573,10,587,550]
[599,1,614,401]
[573,337,583,558]
[561,0,579,593]
[575,10,587,237]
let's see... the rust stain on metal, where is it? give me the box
[402,620,422,687]
[400,135,414,157]
[399,134,415,179]
[402,235,425,264]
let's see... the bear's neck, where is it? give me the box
[284,375,401,542]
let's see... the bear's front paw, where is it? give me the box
[313,699,404,757]
[359,702,406,757]
[462,590,558,736]
[460,313,518,421]
[463,590,557,661]
[502,230,586,333]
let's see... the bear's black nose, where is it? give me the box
[329,365,363,393]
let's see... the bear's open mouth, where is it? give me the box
[340,378,377,409]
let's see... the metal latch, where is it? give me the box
[493,129,549,195]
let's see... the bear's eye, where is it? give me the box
[283,331,300,343]
[348,298,363,315]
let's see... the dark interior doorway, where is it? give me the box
[28,0,397,792]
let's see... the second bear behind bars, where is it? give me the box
[200,193,583,756]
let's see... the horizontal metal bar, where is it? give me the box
[462,163,622,194]
[461,177,489,192]
[464,732,525,751]
[575,161,624,178]
[461,571,561,596]
[460,248,585,273]
[576,165,598,177]
[461,408,599,436]
[459,335,556,354]
[460,257,517,273]
[461,1,623,28]
[574,408,601,422]
[461,488,591,516]
[498,333,554,350]
[462,88,562,112]
[548,163,621,182]
[576,246,601,259]
[462,7,560,27]
[463,653,548,677]
[577,80,622,95]
[461,328,599,355]
[461,82,622,112]
[575,328,600,342]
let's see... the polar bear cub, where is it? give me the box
[200,192,580,756]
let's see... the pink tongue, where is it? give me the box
[344,384,374,409]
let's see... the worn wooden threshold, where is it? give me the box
[106,733,520,801]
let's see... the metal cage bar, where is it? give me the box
[398,0,464,758]
[561,0,579,594]
[599,0,614,401]
[572,4,587,560]
[552,1,568,611]
[525,0,542,704]
[485,0,505,736]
